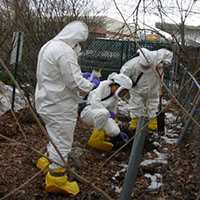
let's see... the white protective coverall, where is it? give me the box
[120,48,173,119]
[80,73,132,136]
[35,21,93,169]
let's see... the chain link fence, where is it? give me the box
[79,38,170,79]
[1,36,199,109]
[175,67,200,143]
[1,37,171,92]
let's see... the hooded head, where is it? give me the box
[137,48,173,69]
[108,73,133,90]
[137,48,155,69]
[108,73,133,99]
[53,21,89,53]
[154,49,173,68]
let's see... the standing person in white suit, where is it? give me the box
[80,73,133,151]
[120,48,173,131]
[35,21,95,195]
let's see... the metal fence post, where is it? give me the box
[119,116,147,200]
[120,41,124,67]
[10,32,24,111]
[177,93,200,144]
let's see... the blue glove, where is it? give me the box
[109,111,116,119]
[82,72,91,79]
[91,78,100,88]
[82,72,100,88]
[119,132,129,142]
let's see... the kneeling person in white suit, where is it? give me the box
[81,73,132,151]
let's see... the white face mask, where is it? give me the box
[73,44,82,57]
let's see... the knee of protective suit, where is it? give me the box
[94,109,110,130]
[104,118,120,137]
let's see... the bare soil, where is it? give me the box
[0,108,199,200]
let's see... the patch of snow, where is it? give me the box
[162,148,168,153]
[112,163,128,185]
[144,173,162,191]
[165,112,177,123]
[119,163,128,168]
[0,81,26,115]
[153,150,167,159]
[113,164,128,178]
[165,111,182,140]
[114,171,120,177]
[166,132,179,138]
[140,150,168,166]
[114,186,122,193]
[111,177,116,181]
[166,128,173,133]
[111,163,127,193]
[153,141,161,148]
[161,136,178,144]
[141,159,167,166]
[176,124,183,129]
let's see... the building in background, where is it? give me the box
[156,22,200,47]
[91,17,173,42]
[90,17,136,40]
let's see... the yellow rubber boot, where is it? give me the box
[129,117,139,129]
[45,168,80,196]
[88,128,113,151]
[36,157,49,173]
[148,117,158,132]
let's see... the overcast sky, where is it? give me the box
[95,0,200,28]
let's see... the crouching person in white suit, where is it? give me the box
[120,48,173,132]
[80,73,133,151]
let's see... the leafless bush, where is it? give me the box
[0,0,106,92]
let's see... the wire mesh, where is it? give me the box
[79,38,170,79]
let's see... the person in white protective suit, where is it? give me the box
[80,73,133,151]
[120,48,173,131]
[35,21,95,195]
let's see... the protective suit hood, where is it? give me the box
[137,48,173,67]
[120,47,173,119]
[137,48,154,66]
[53,21,89,47]
[155,49,173,66]
[108,73,132,99]
[108,73,133,90]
